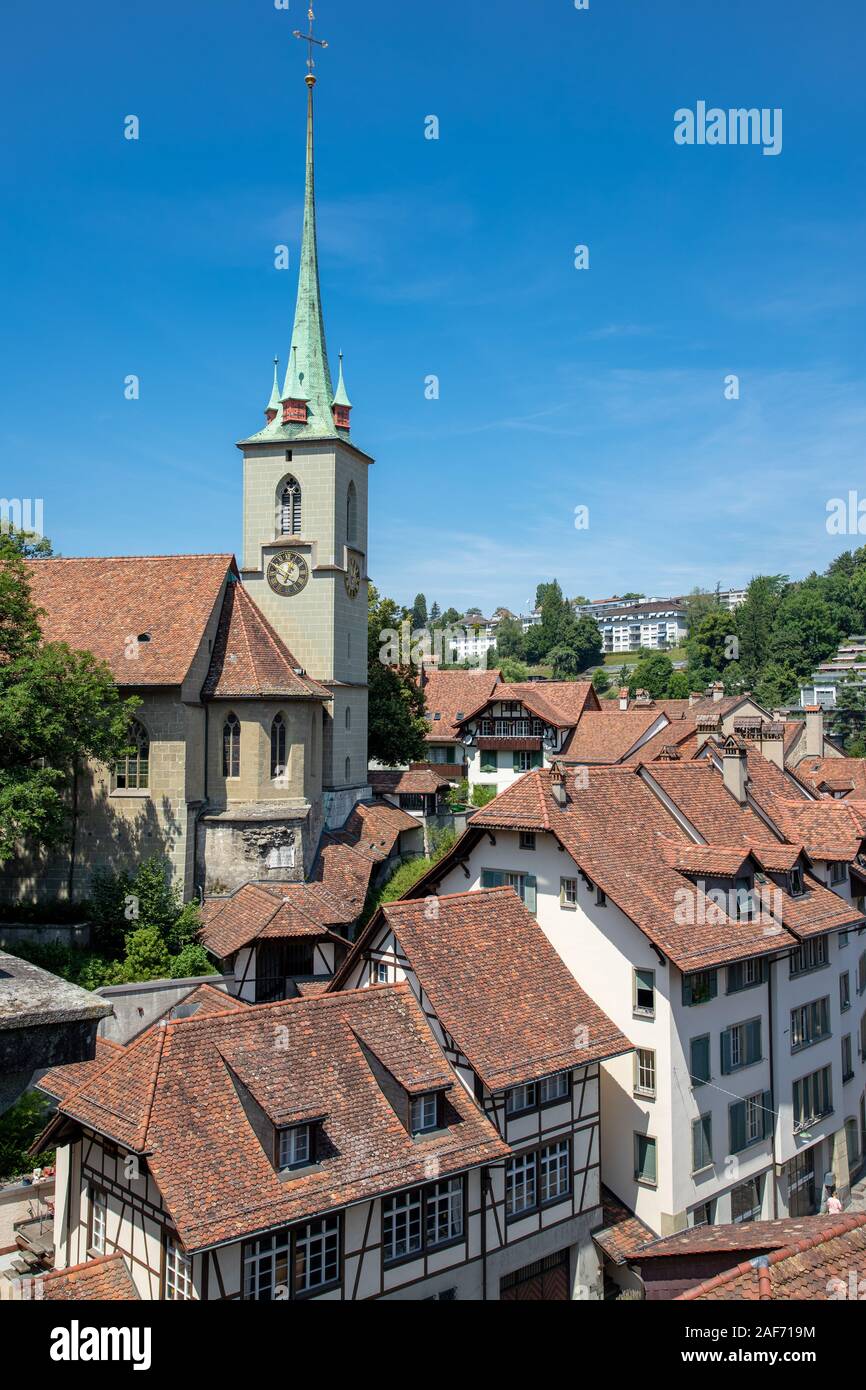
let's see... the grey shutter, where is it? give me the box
[747,1018,762,1065]
[720,1029,732,1075]
[682,975,693,1007]
[708,971,718,1001]
[691,1036,710,1085]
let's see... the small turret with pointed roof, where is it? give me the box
[264,357,281,422]
[331,350,352,430]
[281,345,311,423]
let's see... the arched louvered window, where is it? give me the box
[278,476,302,536]
[346,480,357,545]
[223,713,241,778]
[345,756,351,783]
[271,713,287,780]
[115,719,149,790]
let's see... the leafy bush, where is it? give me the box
[0,1089,55,1182]
[470,784,497,808]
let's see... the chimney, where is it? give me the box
[761,721,785,770]
[711,682,725,703]
[804,705,824,758]
[722,739,749,805]
[689,691,703,708]
[696,714,720,749]
[618,687,629,712]
[550,766,567,807]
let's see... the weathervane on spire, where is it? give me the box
[294,6,328,83]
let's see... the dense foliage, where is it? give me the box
[367,586,428,766]
[0,1089,55,1182]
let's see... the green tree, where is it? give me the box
[735,574,788,685]
[494,616,525,660]
[498,656,530,682]
[686,609,735,688]
[0,532,137,865]
[592,669,611,693]
[368,586,427,766]
[0,1089,55,1181]
[110,925,173,983]
[628,651,674,698]
[411,593,428,630]
[767,587,842,677]
[667,671,690,698]
[548,644,581,679]
[429,601,441,624]
[754,661,799,708]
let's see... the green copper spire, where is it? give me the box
[287,74,335,433]
[332,350,352,408]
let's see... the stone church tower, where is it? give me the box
[238,67,371,830]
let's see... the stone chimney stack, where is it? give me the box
[711,682,725,704]
[804,705,824,758]
[761,720,785,770]
[550,766,567,807]
[722,739,749,805]
[696,713,720,749]
[689,691,703,708]
[618,687,629,712]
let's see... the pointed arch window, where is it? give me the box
[345,756,351,783]
[278,477,302,536]
[346,481,357,545]
[115,719,149,790]
[271,713,287,780]
[223,713,241,778]
[345,706,351,731]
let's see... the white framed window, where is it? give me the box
[539,1141,570,1204]
[841,971,851,1011]
[164,1237,193,1301]
[278,1124,311,1172]
[789,937,829,978]
[506,1082,537,1115]
[426,1177,463,1247]
[410,1093,439,1134]
[243,1228,290,1301]
[90,1188,107,1254]
[634,1048,656,1098]
[382,1188,422,1263]
[372,960,389,985]
[731,1176,763,1224]
[505,1152,538,1217]
[539,1071,569,1105]
[560,877,578,908]
[745,1093,763,1144]
[294,1216,340,1294]
[634,967,655,1017]
[519,831,536,851]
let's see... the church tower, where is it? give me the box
[238,33,371,829]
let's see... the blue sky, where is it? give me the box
[3,0,866,614]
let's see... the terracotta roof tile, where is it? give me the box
[563,709,664,764]
[421,668,502,742]
[202,581,330,700]
[368,769,449,796]
[677,1213,866,1300]
[333,888,631,1092]
[457,681,598,730]
[594,1186,656,1266]
[40,1252,139,1301]
[44,986,508,1252]
[795,756,866,798]
[199,881,355,959]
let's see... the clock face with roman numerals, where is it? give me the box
[344,556,361,599]
[267,551,309,597]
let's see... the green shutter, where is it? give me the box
[747,1018,762,1065]
[691,1036,710,1086]
[692,1115,712,1170]
[636,1135,656,1184]
[682,975,693,1007]
[524,875,537,916]
[480,749,497,773]
[729,1100,746,1154]
[531,750,543,769]
[720,1029,732,1076]
[512,752,522,774]
[707,971,718,1002]
[762,1091,774,1140]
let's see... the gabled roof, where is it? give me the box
[677,1213,866,1301]
[199,881,356,959]
[594,1186,656,1266]
[636,1214,853,1260]
[794,756,866,798]
[562,708,664,764]
[770,799,866,861]
[24,554,234,687]
[39,986,507,1252]
[202,580,330,701]
[332,888,631,1091]
[368,768,450,796]
[40,1252,139,1301]
[421,668,502,742]
[458,681,598,730]
[309,799,423,915]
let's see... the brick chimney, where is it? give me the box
[618,687,629,712]
[804,705,824,758]
[722,739,749,805]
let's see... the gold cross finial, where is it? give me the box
[294,6,328,82]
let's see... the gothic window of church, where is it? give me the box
[345,756,351,783]
[278,477,302,536]
[115,718,149,790]
[271,713,287,780]
[223,713,241,778]
[346,481,357,545]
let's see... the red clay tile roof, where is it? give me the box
[458,681,598,730]
[39,1037,126,1102]
[202,580,330,701]
[332,888,631,1091]
[677,1213,866,1300]
[25,554,234,687]
[770,799,865,861]
[594,1186,656,1266]
[199,881,355,959]
[795,756,866,798]
[309,799,421,913]
[40,1252,139,1301]
[42,986,508,1252]
[368,769,450,796]
[421,668,502,742]
[636,1215,850,1260]
[562,709,664,764]
[414,763,862,971]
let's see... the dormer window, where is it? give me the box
[410,1093,440,1135]
[277,1124,312,1172]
